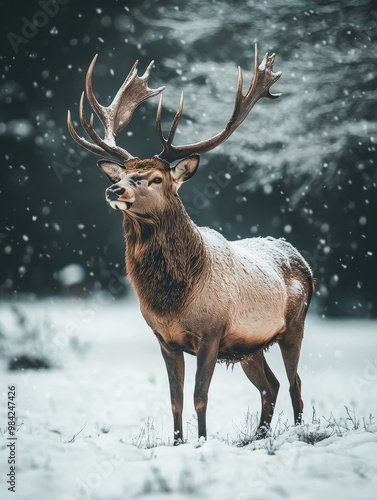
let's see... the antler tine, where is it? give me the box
[156,94,166,148]
[254,42,259,77]
[85,54,104,125]
[79,92,94,137]
[167,92,184,144]
[156,93,185,159]
[236,66,244,104]
[157,43,282,163]
[143,59,155,80]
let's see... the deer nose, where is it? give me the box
[106,185,125,201]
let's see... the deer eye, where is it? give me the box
[153,177,162,184]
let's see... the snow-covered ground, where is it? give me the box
[0,297,376,499]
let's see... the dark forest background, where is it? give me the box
[0,0,376,317]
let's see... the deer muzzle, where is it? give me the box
[106,185,135,211]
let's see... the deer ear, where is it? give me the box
[171,155,200,183]
[97,160,125,183]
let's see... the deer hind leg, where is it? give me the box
[278,323,304,425]
[241,350,280,439]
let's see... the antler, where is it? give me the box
[156,44,282,163]
[67,55,165,162]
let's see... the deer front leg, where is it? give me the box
[194,340,220,440]
[160,345,185,445]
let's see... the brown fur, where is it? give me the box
[123,195,206,317]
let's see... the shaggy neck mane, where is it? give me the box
[123,197,206,317]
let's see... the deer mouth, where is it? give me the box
[109,200,133,211]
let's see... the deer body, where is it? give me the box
[132,224,294,356]
[68,45,313,444]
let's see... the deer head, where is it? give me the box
[67,45,281,217]
[97,156,199,215]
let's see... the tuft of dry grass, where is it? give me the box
[131,417,171,449]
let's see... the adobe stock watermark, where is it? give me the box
[236,446,299,499]
[51,141,89,183]
[7,0,70,54]
[349,356,377,396]
[352,10,377,44]
[61,453,125,500]
[304,234,340,273]
[43,267,127,358]
[185,158,244,216]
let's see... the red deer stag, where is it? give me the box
[67,45,313,444]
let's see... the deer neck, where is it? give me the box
[123,199,206,316]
